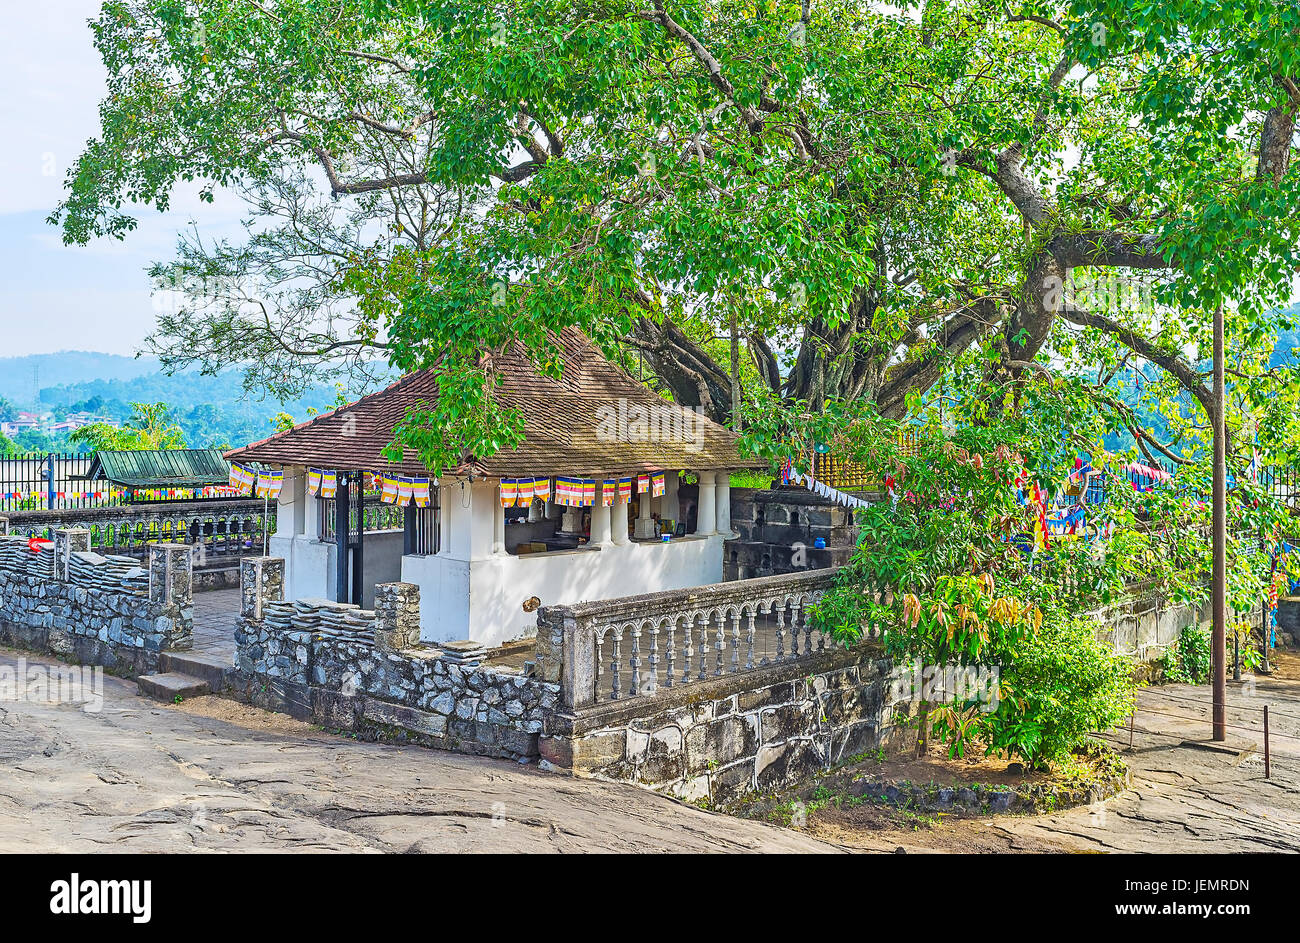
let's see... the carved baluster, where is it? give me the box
[664,619,675,688]
[715,614,725,676]
[745,609,756,670]
[647,622,659,695]
[776,603,787,661]
[697,616,710,681]
[801,601,813,656]
[681,615,694,683]
[610,630,623,700]
[629,623,641,697]
[790,602,802,658]
[730,610,741,673]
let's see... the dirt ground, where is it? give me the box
[785,653,1300,853]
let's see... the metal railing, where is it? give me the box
[0,451,242,512]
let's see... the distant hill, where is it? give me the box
[0,351,382,452]
[0,352,162,403]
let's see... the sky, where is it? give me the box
[0,4,1295,361]
[0,2,244,358]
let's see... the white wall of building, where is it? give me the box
[276,469,733,647]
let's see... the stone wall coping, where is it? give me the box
[546,641,878,738]
[540,567,838,626]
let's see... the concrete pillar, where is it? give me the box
[612,494,630,545]
[494,485,508,554]
[374,581,421,651]
[715,472,732,536]
[53,528,90,582]
[591,483,613,546]
[276,466,307,537]
[149,542,194,606]
[240,556,285,621]
[696,471,717,535]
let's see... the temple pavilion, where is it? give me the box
[226,328,765,646]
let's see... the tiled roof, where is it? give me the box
[225,327,763,478]
[83,449,231,488]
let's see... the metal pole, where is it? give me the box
[1264,705,1270,779]
[1213,302,1227,741]
[335,472,350,604]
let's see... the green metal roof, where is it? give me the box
[83,449,231,488]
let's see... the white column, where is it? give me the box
[276,466,306,536]
[696,471,716,535]
[591,482,613,546]
[715,471,732,536]
[493,485,508,555]
[612,493,630,545]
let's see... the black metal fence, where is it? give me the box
[0,451,240,513]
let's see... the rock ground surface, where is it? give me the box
[3,644,1298,853]
[0,647,834,852]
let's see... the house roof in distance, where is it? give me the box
[225,327,763,478]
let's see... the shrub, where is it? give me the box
[978,611,1136,767]
[1157,624,1211,684]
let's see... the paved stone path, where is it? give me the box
[0,647,835,853]
[190,588,241,660]
[805,668,1300,853]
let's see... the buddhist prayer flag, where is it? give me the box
[255,469,283,499]
[651,472,666,497]
[500,479,519,507]
[380,475,400,504]
[229,462,255,495]
[637,474,650,494]
[397,478,414,507]
[319,471,337,498]
[411,477,431,507]
[307,469,323,496]
[602,479,617,507]
[618,477,633,501]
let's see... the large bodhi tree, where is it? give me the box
[53,0,1299,471]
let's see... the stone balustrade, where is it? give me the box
[0,499,272,560]
[537,568,840,710]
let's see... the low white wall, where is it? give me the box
[401,553,471,641]
[269,534,334,602]
[405,534,725,646]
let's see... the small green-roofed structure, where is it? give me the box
[83,449,231,489]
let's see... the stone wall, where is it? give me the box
[724,487,866,580]
[0,534,194,675]
[541,645,900,806]
[232,558,557,760]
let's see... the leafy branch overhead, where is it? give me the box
[52,0,1300,473]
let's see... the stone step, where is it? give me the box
[137,672,211,702]
[159,651,234,690]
